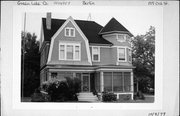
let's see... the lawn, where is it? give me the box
[22,95,154,103]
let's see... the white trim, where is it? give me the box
[47,16,92,65]
[49,69,95,72]
[114,93,134,100]
[102,33,117,37]
[59,42,81,61]
[39,21,43,50]
[89,45,112,48]
[100,71,104,92]
[96,68,132,71]
[99,30,132,36]
[91,46,100,62]
[117,46,127,62]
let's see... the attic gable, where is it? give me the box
[99,17,133,37]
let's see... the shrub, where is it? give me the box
[102,91,117,102]
[134,91,145,100]
[31,88,49,102]
[39,77,81,102]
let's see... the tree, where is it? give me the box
[21,31,40,97]
[132,26,155,93]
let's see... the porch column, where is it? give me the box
[73,72,76,78]
[131,71,134,100]
[100,71,104,92]
[47,71,51,81]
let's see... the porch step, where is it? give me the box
[77,92,99,102]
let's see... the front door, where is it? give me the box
[82,73,90,92]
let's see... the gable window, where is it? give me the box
[118,47,126,61]
[65,27,75,37]
[59,43,80,61]
[117,34,126,42]
[92,46,100,62]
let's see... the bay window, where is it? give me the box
[128,48,132,62]
[118,47,126,61]
[117,34,126,42]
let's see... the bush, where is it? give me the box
[31,88,49,102]
[102,92,117,102]
[134,91,145,100]
[39,77,81,102]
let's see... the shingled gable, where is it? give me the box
[42,18,113,45]
[99,17,133,37]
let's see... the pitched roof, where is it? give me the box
[99,17,133,37]
[42,18,113,45]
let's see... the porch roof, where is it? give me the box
[46,64,135,71]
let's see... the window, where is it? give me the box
[75,46,80,60]
[128,48,132,62]
[104,72,113,92]
[118,47,126,61]
[65,27,75,37]
[59,43,80,61]
[51,72,57,79]
[67,45,73,60]
[126,35,131,44]
[113,72,123,92]
[103,72,131,92]
[92,46,100,62]
[59,45,65,60]
[124,72,131,91]
[117,34,126,42]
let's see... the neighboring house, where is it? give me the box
[39,13,135,101]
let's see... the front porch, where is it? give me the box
[40,65,134,101]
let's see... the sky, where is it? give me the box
[23,6,162,40]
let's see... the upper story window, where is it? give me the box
[126,35,131,44]
[92,46,100,62]
[65,27,75,37]
[117,47,126,62]
[128,48,132,62]
[117,34,126,42]
[59,43,80,61]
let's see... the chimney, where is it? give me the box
[46,12,51,30]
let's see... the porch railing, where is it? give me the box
[104,85,133,92]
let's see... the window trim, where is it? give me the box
[116,34,126,42]
[117,47,127,62]
[92,46,100,62]
[65,27,75,37]
[59,43,81,61]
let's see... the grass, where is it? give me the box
[21,94,154,103]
